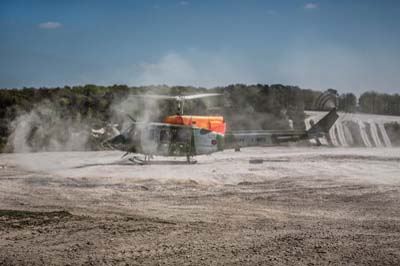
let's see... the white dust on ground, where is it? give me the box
[2,147,400,186]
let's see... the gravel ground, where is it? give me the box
[1,147,400,265]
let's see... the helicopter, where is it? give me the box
[105,93,338,164]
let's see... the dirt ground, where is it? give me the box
[1,147,400,265]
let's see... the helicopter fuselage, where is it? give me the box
[108,122,224,157]
[106,108,339,160]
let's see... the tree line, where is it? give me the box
[359,91,400,115]
[0,84,399,152]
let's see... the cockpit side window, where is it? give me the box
[148,128,158,140]
[160,128,171,143]
[173,128,189,142]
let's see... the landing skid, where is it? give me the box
[127,155,153,165]
[186,155,197,165]
[126,155,197,165]
[128,156,146,165]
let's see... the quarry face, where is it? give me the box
[1,147,400,265]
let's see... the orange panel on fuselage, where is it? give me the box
[163,115,226,134]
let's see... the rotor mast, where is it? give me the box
[177,100,185,115]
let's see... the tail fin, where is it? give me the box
[307,108,339,138]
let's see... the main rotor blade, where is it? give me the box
[133,94,178,100]
[179,93,221,100]
[133,93,221,101]
[127,114,136,122]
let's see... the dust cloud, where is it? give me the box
[7,101,91,153]
[109,93,164,129]
[7,90,168,153]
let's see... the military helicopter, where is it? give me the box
[105,93,338,164]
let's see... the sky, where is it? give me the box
[0,0,400,94]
